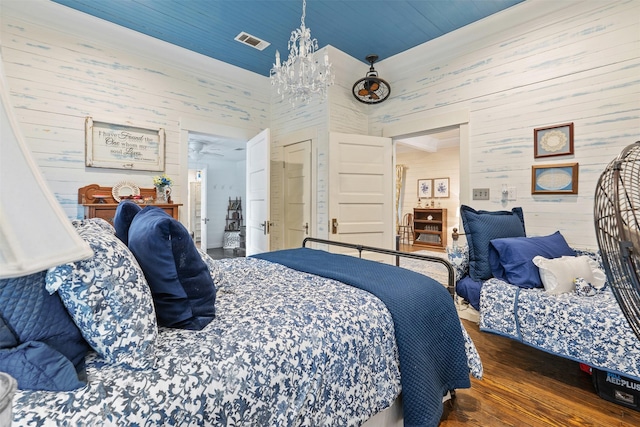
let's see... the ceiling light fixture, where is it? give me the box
[270,0,334,106]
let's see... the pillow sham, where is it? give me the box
[0,342,85,391]
[46,218,158,370]
[128,207,216,330]
[455,275,483,311]
[532,255,606,295]
[0,317,18,348]
[488,231,575,288]
[460,205,526,281]
[71,217,114,234]
[113,200,142,245]
[574,277,607,297]
[446,244,469,282]
[0,271,89,391]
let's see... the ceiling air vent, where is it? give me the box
[234,32,270,51]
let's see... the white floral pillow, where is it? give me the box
[574,277,607,297]
[446,244,469,282]
[46,218,157,370]
[70,217,115,234]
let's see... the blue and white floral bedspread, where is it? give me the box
[480,278,640,380]
[13,257,402,426]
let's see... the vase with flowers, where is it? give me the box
[153,174,173,203]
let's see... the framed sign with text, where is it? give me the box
[85,117,165,171]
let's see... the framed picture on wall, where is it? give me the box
[433,178,450,198]
[531,163,579,194]
[417,179,432,198]
[534,122,574,158]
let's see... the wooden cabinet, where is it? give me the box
[79,184,181,225]
[82,203,180,225]
[413,208,447,250]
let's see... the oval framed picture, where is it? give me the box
[531,163,578,194]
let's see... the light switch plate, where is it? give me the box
[472,188,490,200]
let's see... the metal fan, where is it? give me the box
[352,54,390,104]
[594,141,640,339]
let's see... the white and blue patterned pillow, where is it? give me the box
[446,244,469,282]
[46,218,157,370]
[574,277,607,297]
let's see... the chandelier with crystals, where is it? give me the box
[270,0,334,106]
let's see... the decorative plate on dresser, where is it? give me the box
[112,181,140,202]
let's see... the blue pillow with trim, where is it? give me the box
[489,231,575,288]
[128,207,216,330]
[113,200,142,245]
[0,271,89,390]
[460,205,526,281]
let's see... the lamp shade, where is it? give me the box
[0,54,93,279]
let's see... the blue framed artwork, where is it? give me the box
[433,177,450,198]
[531,163,579,194]
[534,122,574,158]
[417,179,432,198]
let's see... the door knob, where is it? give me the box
[261,221,271,235]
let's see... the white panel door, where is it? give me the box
[198,168,208,251]
[328,132,394,256]
[283,140,311,248]
[246,129,270,256]
[188,180,201,244]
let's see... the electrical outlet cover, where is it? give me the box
[472,188,490,200]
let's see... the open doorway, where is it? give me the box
[394,126,461,252]
[187,131,247,259]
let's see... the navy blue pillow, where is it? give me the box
[460,205,526,281]
[113,200,142,245]
[489,231,576,288]
[0,271,89,390]
[128,207,216,330]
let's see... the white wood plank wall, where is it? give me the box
[1,0,269,220]
[370,0,640,249]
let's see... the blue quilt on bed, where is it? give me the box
[253,248,471,427]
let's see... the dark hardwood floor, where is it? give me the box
[206,247,244,260]
[441,320,640,426]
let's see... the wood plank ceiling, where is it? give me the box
[51,0,523,76]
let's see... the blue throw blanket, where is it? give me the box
[253,248,471,427]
